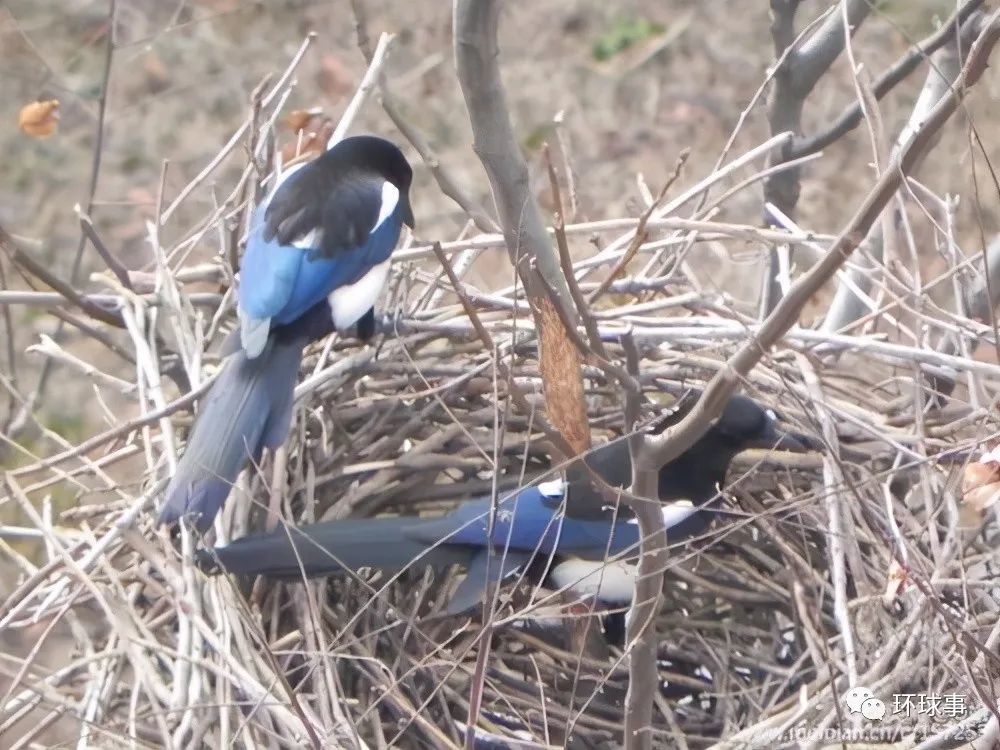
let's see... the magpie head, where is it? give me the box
[325,135,415,228]
[711,394,810,454]
[567,390,815,514]
[655,389,809,453]
[655,390,812,501]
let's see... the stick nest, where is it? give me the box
[4,52,1000,750]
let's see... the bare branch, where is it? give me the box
[822,9,985,334]
[77,208,133,292]
[792,0,988,159]
[761,0,873,314]
[648,9,1000,468]
[10,0,119,445]
[0,223,124,330]
[351,0,499,233]
[620,335,669,750]
[452,0,572,309]
[454,0,589,455]
[588,150,689,305]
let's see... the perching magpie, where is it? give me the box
[199,393,810,614]
[158,135,414,531]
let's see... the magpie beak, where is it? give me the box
[400,197,415,229]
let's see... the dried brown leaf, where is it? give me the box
[537,296,590,454]
[18,100,59,138]
[279,117,334,163]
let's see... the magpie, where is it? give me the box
[158,135,414,532]
[199,393,810,614]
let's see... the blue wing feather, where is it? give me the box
[405,488,645,557]
[239,202,318,321]
[238,168,403,336]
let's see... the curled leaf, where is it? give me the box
[18,100,59,138]
[281,108,323,134]
[961,446,1000,525]
[279,117,334,163]
[882,557,908,606]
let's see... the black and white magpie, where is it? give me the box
[158,135,414,531]
[199,393,810,614]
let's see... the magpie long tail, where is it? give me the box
[198,517,473,580]
[157,335,307,532]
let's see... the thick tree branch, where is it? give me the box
[791,0,987,159]
[790,0,872,95]
[454,0,589,455]
[620,335,670,750]
[761,0,873,314]
[821,9,985,334]
[452,0,573,308]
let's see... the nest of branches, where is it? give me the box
[5,3,1000,749]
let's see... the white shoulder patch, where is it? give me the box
[765,408,778,421]
[371,181,399,234]
[327,259,392,330]
[662,500,696,529]
[291,228,322,250]
[538,479,565,499]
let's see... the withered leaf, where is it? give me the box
[18,100,59,138]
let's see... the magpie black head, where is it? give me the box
[567,390,812,514]
[662,390,807,452]
[318,135,415,228]
[654,390,809,503]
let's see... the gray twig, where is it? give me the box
[761,0,873,315]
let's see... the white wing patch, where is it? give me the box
[624,500,695,528]
[291,228,322,250]
[538,479,565,498]
[661,500,696,529]
[550,559,637,604]
[371,181,399,234]
[327,259,392,330]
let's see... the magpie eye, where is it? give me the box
[764,408,778,422]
